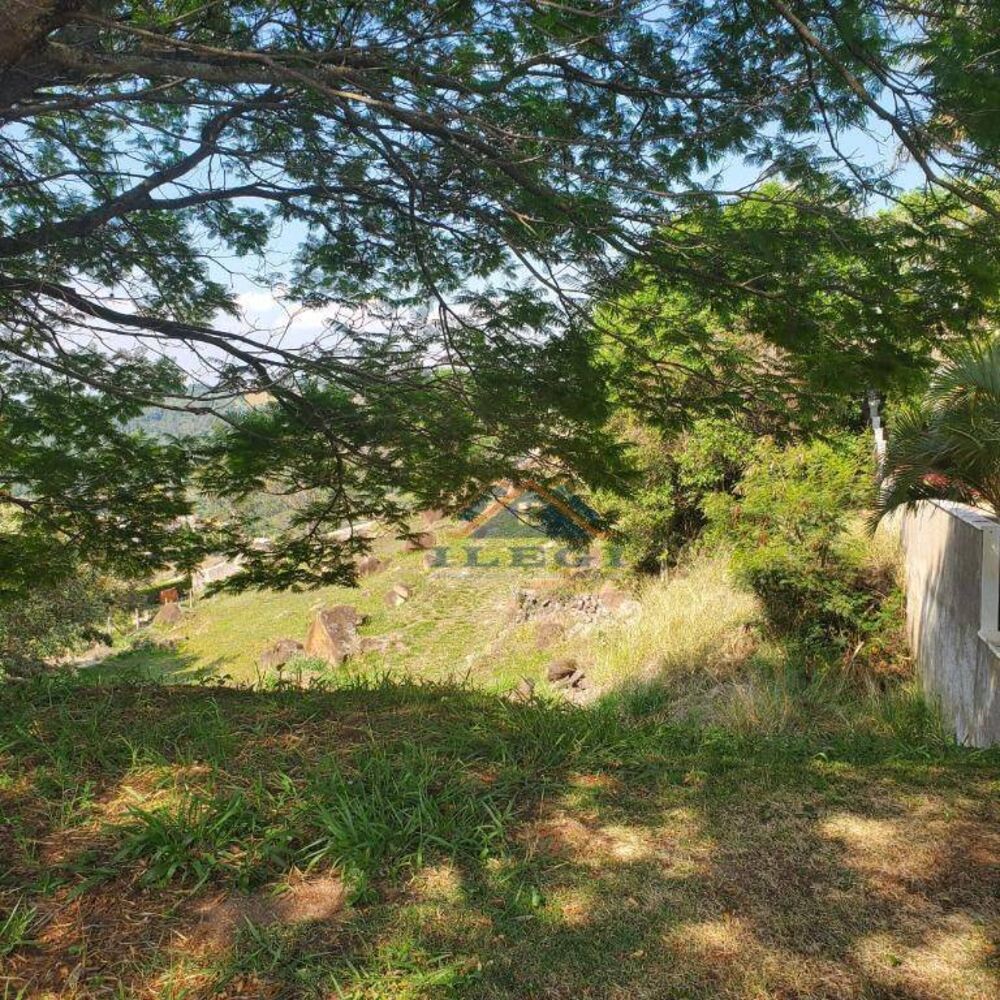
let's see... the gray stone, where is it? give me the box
[534,618,566,650]
[404,531,436,551]
[153,602,183,626]
[384,582,412,608]
[259,638,304,669]
[304,605,363,665]
[356,554,382,577]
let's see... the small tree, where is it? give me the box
[874,338,1000,520]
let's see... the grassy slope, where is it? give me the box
[95,529,757,697]
[2,534,997,998]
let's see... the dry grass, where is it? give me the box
[586,551,759,689]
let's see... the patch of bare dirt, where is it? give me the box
[187,874,348,951]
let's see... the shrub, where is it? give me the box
[706,435,905,668]
[0,570,123,676]
[594,416,753,572]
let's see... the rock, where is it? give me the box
[534,618,566,650]
[326,604,366,628]
[358,633,407,655]
[404,531,436,551]
[153,602,183,626]
[564,683,602,706]
[547,658,578,683]
[356,554,382,577]
[259,638,304,670]
[384,582,412,608]
[304,605,363,665]
[509,677,536,703]
[598,583,630,612]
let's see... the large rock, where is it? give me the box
[355,554,382,577]
[304,605,364,665]
[153,602,183,626]
[384,583,412,608]
[403,531,436,552]
[259,638,304,670]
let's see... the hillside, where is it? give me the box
[4,522,998,999]
[95,521,757,706]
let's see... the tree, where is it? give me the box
[874,337,1000,519]
[1,1,998,592]
[596,184,1000,438]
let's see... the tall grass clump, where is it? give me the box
[0,899,38,958]
[592,552,758,689]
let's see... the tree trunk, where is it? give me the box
[0,0,90,107]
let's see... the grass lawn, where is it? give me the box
[1,669,997,999]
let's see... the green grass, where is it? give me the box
[0,900,37,959]
[0,669,997,998]
[3,537,998,997]
[95,533,548,687]
[92,531,762,703]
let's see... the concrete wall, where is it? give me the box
[899,500,1000,747]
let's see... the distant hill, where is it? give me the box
[127,403,223,440]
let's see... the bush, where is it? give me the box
[706,435,905,669]
[594,416,753,572]
[0,569,122,676]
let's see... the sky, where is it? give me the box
[190,116,928,380]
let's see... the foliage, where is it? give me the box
[3,3,1000,587]
[0,898,37,958]
[706,436,903,666]
[592,417,754,571]
[1,670,994,995]
[597,185,1000,438]
[0,569,123,675]
[0,356,195,595]
[874,336,1000,519]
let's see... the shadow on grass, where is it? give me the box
[0,670,996,998]
[82,644,231,685]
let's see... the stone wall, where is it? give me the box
[899,500,1000,747]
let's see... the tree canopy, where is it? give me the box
[1,0,997,591]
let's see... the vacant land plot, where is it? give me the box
[1,670,997,999]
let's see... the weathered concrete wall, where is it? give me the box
[899,501,1000,747]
